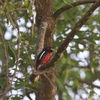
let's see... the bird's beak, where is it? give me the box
[51,48,55,52]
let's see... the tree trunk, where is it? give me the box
[36,72,56,100]
[34,0,56,100]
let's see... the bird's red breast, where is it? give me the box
[36,47,53,70]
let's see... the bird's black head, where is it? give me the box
[45,47,54,52]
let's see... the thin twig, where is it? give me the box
[25,67,33,100]
[78,79,100,89]
[0,28,9,84]
[43,73,55,88]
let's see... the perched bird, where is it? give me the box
[36,47,54,70]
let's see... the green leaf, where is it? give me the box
[8,45,16,63]
[88,90,95,100]
[11,96,21,100]
[72,80,79,93]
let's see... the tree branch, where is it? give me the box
[40,0,100,71]
[53,0,97,19]
[65,79,100,89]
[78,79,100,89]
[31,21,48,72]
[36,21,48,56]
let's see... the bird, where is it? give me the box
[36,47,54,70]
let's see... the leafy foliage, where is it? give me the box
[0,0,100,100]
